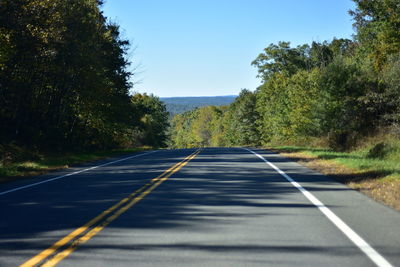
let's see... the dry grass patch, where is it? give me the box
[348,177,400,211]
[272,148,400,211]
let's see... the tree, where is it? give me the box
[224,89,260,146]
[251,41,310,82]
[130,93,169,148]
[350,0,400,69]
[0,0,138,151]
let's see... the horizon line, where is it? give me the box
[159,94,237,98]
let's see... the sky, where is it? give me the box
[102,0,356,97]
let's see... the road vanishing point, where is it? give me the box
[0,148,399,266]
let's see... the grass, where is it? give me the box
[0,147,151,184]
[269,143,400,211]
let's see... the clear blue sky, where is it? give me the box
[102,0,356,97]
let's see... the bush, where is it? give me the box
[368,142,395,159]
[327,131,359,151]
[0,144,42,165]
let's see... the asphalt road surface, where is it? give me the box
[0,148,399,266]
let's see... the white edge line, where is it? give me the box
[243,148,393,267]
[0,150,158,196]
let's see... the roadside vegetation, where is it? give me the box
[271,135,400,210]
[169,0,400,210]
[1,0,399,212]
[0,147,151,184]
[170,0,400,150]
[0,0,169,181]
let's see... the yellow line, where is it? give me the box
[42,150,199,267]
[20,150,200,267]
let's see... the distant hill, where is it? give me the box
[161,95,237,116]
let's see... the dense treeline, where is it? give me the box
[168,89,259,147]
[0,0,169,154]
[170,0,400,150]
[161,96,236,116]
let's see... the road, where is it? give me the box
[0,148,399,266]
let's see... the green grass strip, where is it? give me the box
[0,147,151,183]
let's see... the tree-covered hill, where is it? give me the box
[161,95,236,116]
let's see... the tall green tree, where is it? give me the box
[350,0,400,69]
[251,41,311,82]
[130,93,169,148]
[0,0,138,151]
[225,89,259,146]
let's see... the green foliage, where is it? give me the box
[224,89,260,146]
[255,73,291,144]
[272,144,400,181]
[251,41,311,82]
[169,90,260,148]
[169,109,200,148]
[367,142,395,159]
[350,0,400,69]
[169,106,227,148]
[130,93,169,148]
[0,0,168,152]
[251,0,399,150]
[169,0,399,151]
[0,146,149,181]
[381,53,400,126]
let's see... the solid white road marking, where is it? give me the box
[0,150,158,197]
[244,148,393,267]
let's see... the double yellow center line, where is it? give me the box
[21,149,201,267]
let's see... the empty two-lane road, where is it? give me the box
[0,148,399,266]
